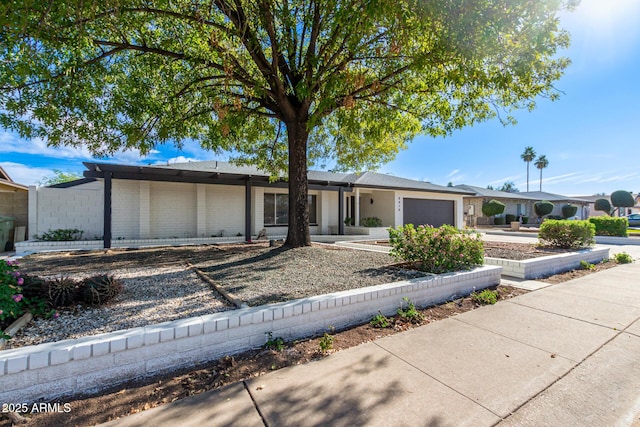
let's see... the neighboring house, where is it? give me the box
[455,184,539,226]
[575,195,611,218]
[0,166,28,249]
[518,191,591,220]
[28,161,473,248]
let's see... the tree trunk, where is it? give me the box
[284,120,311,247]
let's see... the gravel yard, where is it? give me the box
[8,243,424,348]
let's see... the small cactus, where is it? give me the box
[82,275,123,305]
[46,277,80,307]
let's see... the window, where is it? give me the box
[264,193,317,226]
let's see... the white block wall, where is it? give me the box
[0,266,501,403]
[112,180,141,239]
[485,247,609,279]
[28,182,104,240]
[205,184,245,237]
[150,182,197,238]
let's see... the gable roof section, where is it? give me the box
[454,184,538,200]
[0,166,28,192]
[84,161,471,195]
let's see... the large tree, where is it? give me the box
[0,0,575,247]
[520,146,536,192]
[535,155,549,191]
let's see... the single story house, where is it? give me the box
[455,184,540,226]
[576,194,640,217]
[517,191,591,220]
[0,166,28,249]
[27,161,474,248]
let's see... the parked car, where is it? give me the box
[627,213,640,227]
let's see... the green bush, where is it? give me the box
[538,220,595,249]
[493,216,505,225]
[472,289,498,305]
[482,199,506,217]
[611,190,634,212]
[588,217,628,237]
[562,204,578,219]
[36,228,83,241]
[594,198,612,215]
[505,214,516,223]
[547,215,564,220]
[388,224,484,274]
[522,216,529,224]
[534,201,554,218]
[615,252,633,264]
[360,217,382,227]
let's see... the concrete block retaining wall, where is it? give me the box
[485,248,609,279]
[0,265,501,403]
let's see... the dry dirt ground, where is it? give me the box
[1,242,617,426]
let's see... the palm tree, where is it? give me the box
[534,155,549,191]
[520,147,536,192]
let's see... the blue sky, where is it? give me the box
[1,0,638,196]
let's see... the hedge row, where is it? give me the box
[588,217,628,237]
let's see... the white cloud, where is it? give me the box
[0,162,60,186]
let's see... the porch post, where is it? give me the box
[338,187,345,235]
[355,188,360,226]
[245,179,252,242]
[103,172,112,249]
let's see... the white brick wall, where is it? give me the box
[112,180,141,239]
[0,266,501,403]
[485,247,609,279]
[29,182,103,240]
[205,185,245,237]
[150,182,197,238]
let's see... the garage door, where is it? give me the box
[403,199,454,227]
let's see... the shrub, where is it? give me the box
[493,216,505,225]
[580,260,596,270]
[482,199,506,217]
[562,204,578,219]
[615,252,633,264]
[534,201,554,218]
[388,224,484,274]
[360,217,382,227]
[264,332,285,351]
[588,217,628,237]
[522,216,529,224]
[36,228,83,241]
[594,198,612,215]
[370,311,391,328]
[611,190,634,214]
[344,217,354,226]
[472,289,498,305]
[538,220,595,249]
[397,297,424,323]
[505,214,516,223]
[547,215,564,220]
[0,260,26,324]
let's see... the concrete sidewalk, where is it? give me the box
[101,263,640,427]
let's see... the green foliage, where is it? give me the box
[397,297,425,324]
[0,1,575,247]
[505,214,516,223]
[472,289,498,305]
[0,260,26,322]
[588,217,628,237]
[318,330,334,354]
[37,170,82,186]
[534,201,554,218]
[370,311,391,328]
[36,229,84,241]
[499,181,519,193]
[388,224,484,274]
[579,260,596,270]
[614,252,633,264]
[594,199,612,215]
[264,332,285,351]
[493,216,506,225]
[611,191,634,209]
[82,275,124,305]
[562,204,578,219]
[522,216,529,224]
[360,217,382,227]
[482,200,506,217]
[538,220,595,249]
[344,217,355,226]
